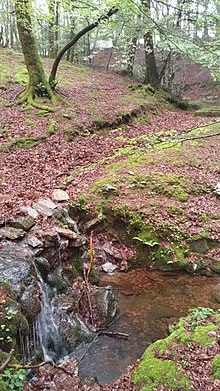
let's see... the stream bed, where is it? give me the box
[71,269,220,385]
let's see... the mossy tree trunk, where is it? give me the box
[142,0,158,86]
[14,0,56,108]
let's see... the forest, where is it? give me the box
[0,0,220,390]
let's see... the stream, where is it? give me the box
[71,269,220,385]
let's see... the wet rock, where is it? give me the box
[47,272,68,293]
[0,241,35,296]
[35,256,50,277]
[102,262,118,274]
[40,230,60,248]
[33,198,58,216]
[56,227,78,240]
[52,189,69,202]
[94,286,118,325]
[84,215,104,231]
[9,215,35,231]
[0,227,26,240]
[20,287,42,320]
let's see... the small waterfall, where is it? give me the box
[19,272,66,363]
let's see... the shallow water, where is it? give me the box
[72,269,220,385]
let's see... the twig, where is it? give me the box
[0,349,14,373]
[7,359,74,377]
[86,231,94,289]
[99,331,129,339]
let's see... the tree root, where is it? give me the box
[17,87,56,112]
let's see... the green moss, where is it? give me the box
[10,135,47,149]
[192,323,218,346]
[133,340,191,390]
[212,355,220,379]
[14,66,29,85]
[48,120,58,135]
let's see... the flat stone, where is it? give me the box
[214,183,220,197]
[56,227,78,240]
[52,189,69,202]
[0,227,26,240]
[27,236,43,248]
[33,198,57,216]
[9,215,35,231]
[84,215,103,231]
[21,206,38,219]
[102,262,118,274]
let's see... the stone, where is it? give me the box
[52,189,69,202]
[56,227,78,240]
[27,236,43,248]
[33,198,57,216]
[0,240,35,295]
[102,262,118,274]
[69,235,87,248]
[93,286,118,325]
[84,215,104,231]
[214,183,220,197]
[20,288,42,320]
[103,243,114,257]
[210,260,220,274]
[47,272,68,293]
[0,227,26,240]
[21,206,38,219]
[9,215,35,231]
[35,256,50,277]
[211,290,220,304]
[189,239,209,254]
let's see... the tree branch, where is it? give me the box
[7,360,75,377]
[0,349,14,373]
[49,6,119,86]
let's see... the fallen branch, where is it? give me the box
[0,349,14,373]
[99,331,129,339]
[7,359,75,377]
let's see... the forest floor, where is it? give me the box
[0,48,220,390]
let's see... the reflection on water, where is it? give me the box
[72,269,220,385]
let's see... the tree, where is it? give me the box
[14,0,56,108]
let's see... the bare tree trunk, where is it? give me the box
[14,0,56,108]
[48,0,56,58]
[142,0,158,85]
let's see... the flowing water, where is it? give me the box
[71,269,220,384]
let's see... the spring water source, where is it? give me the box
[19,268,220,384]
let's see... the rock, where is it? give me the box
[27,236,43,248]
[20,288,42,320]
[0,227,26,240]
[35,256,50,277]
[69,235,87,248]
[214,183,220,197]
[47,272,68,293]
[210,260,220,274]
[84,215,104,231]
[56,227,78,240]
[52,189,69,202]
[189,239,209,254]
[9,215,35,231]
[0,240,36,296]
[102,262,118,274]
[103,243,114,257]
[211,290,220,304]
[94,286,118,325]
[21,206,38,219]
[40,230,60,248]
[33,198,58,216]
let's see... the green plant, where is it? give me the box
[188,307,216,329]
[133,237,158,247]
[74,193,88,212]
[1,368,25,390]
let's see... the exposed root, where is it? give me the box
[17,86,56,112]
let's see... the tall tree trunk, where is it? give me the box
[14,0,56,108]
[48,0,56,58]
[142,0,158,85]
